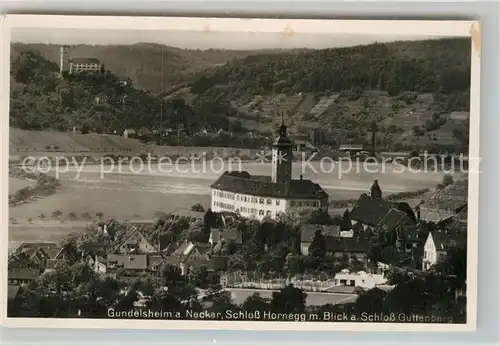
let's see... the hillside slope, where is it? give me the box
[189,38,470,151]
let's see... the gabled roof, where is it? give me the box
[113,226,159,253]
[300,224,341,242]
[350,194,394,227]
[210,228,243,244]
[106,254,148,270]
[8,285,20,300]
[211,171,328,200]
[326,236,370,254]
[179,242,211,263]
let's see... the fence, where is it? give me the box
[220,271,336,292]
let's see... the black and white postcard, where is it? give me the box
[1,15,480,331]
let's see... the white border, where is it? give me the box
[0,15,480,332]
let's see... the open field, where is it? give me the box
[226,288,357,306]
[8,177,35,195]
[8,161,448,249]
[8,221,92,252]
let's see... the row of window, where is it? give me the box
[213,190,321,209]
[239,207,272,217]
[213,201,234,210]
[214,190,281,206]
[214,191,235,200]
[70,63,101,68]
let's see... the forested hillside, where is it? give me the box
[11,43,297,92]
[10,38,471,152]
[9,51,244,138]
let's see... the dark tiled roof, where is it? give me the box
[210,228,243,244]
[208,256,228,271]
[179,242,211,263]
[375,208,409,233]
[300,224,341,242]
[350,194,394,226]
[70,57,101,64]
[432,231,467,251]
[8,268,40,280]
[325,236,370,253]
[107,254,148,270]
[211,171,328,200]
[8,285,20,300]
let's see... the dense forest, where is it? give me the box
[9,51,244,137]
[191,38,471,100]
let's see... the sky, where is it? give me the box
[11,28,438,50]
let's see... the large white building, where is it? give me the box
[68,57,103,75]
[210,121,329,220]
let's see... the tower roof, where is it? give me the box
[273,117,293,146]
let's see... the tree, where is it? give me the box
[309,229,327,259]
[188,266,210,288]
[242,293,269,319]
[340,209,351,231]
[191,203,205,212]
[354,288,387,314]
[304,209,332,225]
[161,264,183,286]
[271,285,307,314]
[203,209,217,228]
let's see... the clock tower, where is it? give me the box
[271,116,293,183]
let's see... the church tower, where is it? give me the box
[271,116,293,183]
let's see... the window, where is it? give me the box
[276,200,280,206]
[236,195,240,200]
[259,210,264,216]
[213,190,216,196]
[252,197,258,203]
[266,211,271,216]
[424,251,427,258]
[266,199,272,205]
[259,198,264,204]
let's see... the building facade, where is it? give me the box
[210,121,329,221]
[69,57,103,75]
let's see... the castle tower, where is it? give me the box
[271,115,293,183]
[59,45,69,75]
